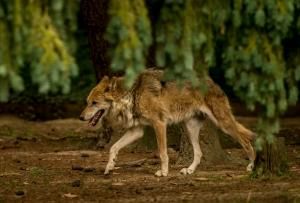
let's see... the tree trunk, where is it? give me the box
[253,137,288,177]
[80,0,112,81]
[177,119,229,165]
[80,0,115,145]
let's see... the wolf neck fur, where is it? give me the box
[107,93,137,128]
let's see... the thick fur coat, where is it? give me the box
[80,69,256,176]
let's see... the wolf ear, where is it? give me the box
[110,77,126,92]
[102,75,110,82]
[110,77,118,90]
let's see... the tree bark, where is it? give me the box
[253,137,288,177]
[177,119,229,165]
[80,0,112,81]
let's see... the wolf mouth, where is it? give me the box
[89,109,105,126]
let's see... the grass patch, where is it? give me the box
[29,167,45,177]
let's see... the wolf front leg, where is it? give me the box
[104,127,144,175]
[180,118,203,175]
[152,121,169,177]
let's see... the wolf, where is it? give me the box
[80,69,256,177]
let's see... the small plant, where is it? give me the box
[29,166,44,177]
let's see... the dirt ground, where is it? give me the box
[0,115,299,202]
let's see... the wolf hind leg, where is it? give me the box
[234,122,256,171]
[180,118,203,175]
[202,105,256,171]
[220,119,256,171]
[104,127,144,175]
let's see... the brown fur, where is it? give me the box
[80,69,256,176]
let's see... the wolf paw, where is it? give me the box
[155,170,168,177]
[246,163,254,172]
[180,168,194,175]
[104,162,115,175]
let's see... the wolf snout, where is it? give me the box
[79,115,85,121]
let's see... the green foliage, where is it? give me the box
[0,0,24,101]
[0,0,79,101]
[106,0,300,149]
[153,0,226,85]
[222,0,298,147]
[106,0,152,88]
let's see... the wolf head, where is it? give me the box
[79,76,126,127]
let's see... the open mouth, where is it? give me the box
[88,109,105,127]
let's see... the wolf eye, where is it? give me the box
[92,101,98,105]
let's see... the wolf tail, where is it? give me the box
[235,121,256,142]
[205,101,256,163]
[203,80,256,162]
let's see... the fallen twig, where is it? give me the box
[116,158,148,167]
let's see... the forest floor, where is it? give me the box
[0,115,299,202]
